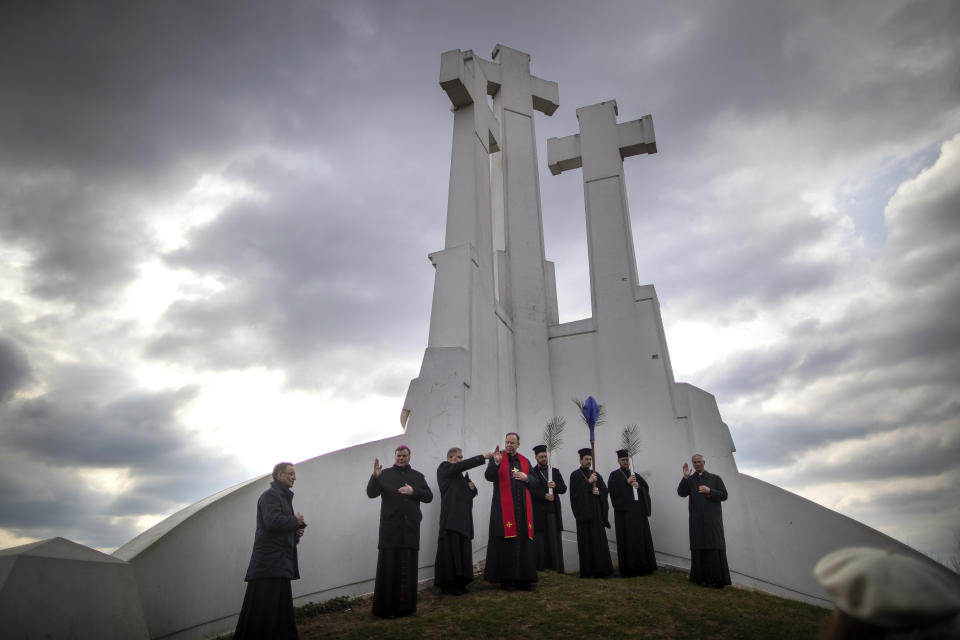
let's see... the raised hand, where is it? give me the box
[373,458,383,478]
[493,445,502,465]
[682,462,691,478]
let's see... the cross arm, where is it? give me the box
[531,76,559,116]
[617,115,657,158]
[439,49,500,153]
[477,51,559,116]
[547,133,581,176]
[439,49,473,107]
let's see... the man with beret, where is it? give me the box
[608,449,657,576]
[530,444,567,573]
[367,445,433,617]
[569,447,613,578]
[677,453,730,588]
[815,546,960,638]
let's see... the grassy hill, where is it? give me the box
[291,569,832,639]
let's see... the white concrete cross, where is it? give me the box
[440,49,500,153]
[546,100,657,319]
[479,45,558,118]
[547,99,655,180]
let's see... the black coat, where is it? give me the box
[244,480,301,581]
[436,454,484,539]
[608,467,651,516]
[367,464,433,550]
[530,465,566,532]
[570,466,610,527]
[677,470,728,550]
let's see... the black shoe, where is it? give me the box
[458,585,469,594]
[500,582,516,591]
[515,581,535,591]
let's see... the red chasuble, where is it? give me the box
[497,454,534,539]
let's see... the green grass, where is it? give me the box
[295,569,832,639]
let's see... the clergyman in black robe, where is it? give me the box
[530,444,566,573]
[569,447,613,578]
[434,447,491,594]
[366,445,434,617]
[677,453,731,588]
[484,432,544,590]
[608,449,657,577]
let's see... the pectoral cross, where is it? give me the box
[512,466,520,474]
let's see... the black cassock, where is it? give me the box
[434,454,485,591]
[366,464,433,617]
[677,470,730,586]
[569,466,613,578]
[483,453,543,586]
[608,467,657,577]
[530,464,566,572]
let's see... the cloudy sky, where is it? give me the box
[1,1,957,562]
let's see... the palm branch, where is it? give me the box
[620,424,641,458]
[542,416,565,455]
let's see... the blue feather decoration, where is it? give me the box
[584,396,599,441]
[573,396,605,442]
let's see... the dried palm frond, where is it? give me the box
[542,416,565,454]
[620,424,641,458]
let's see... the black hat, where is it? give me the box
[616,449,629,459]
[578,447,592,459]
[532,444,547,455]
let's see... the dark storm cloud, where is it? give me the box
[0,1,439,309]
[0,1,373,178]
[0,336,32,402]
[144,152,438,383]
[0,174,151,306]
[2,374,198,467]
[0,362,249,549]
[708,133,960,501]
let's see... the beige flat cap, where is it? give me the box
[814,546,960,629]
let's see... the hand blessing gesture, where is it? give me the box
[373,458,382,478]
[682,462,691,478]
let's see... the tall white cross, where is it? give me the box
[439,49,500,254]
[479,45,559,437]
[547,100,656,321]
